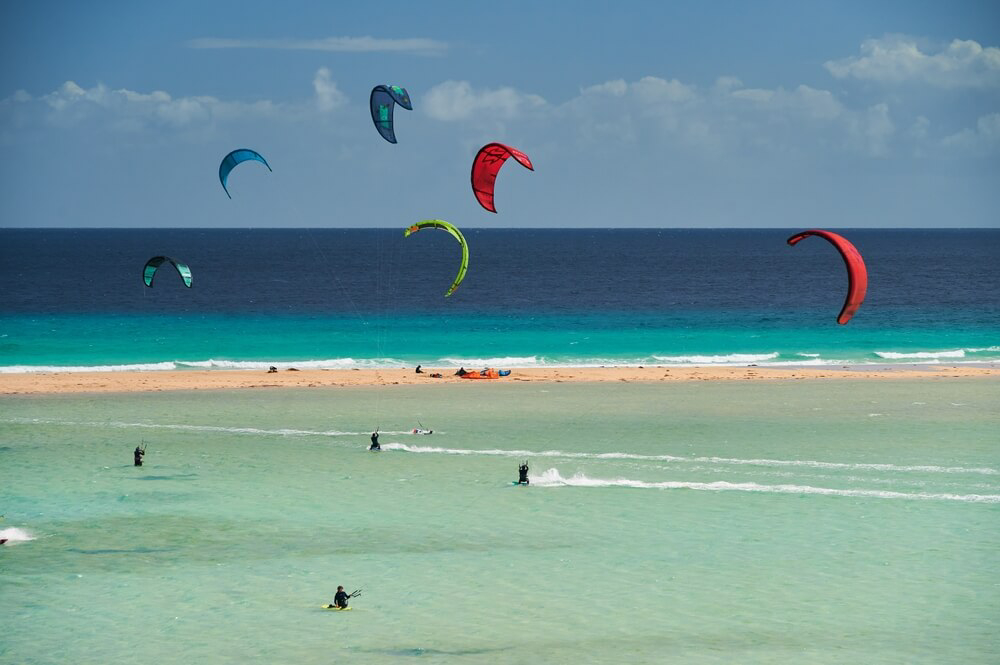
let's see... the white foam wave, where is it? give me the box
[177,358,407,370]
[0,361,179,374]
[652,352,780,364]
[529,469,1000,503]
[379,443,996,475]
[0,357,409,374]
[438,356,539,367]
[0,527,36,543]
[875,350,965,360]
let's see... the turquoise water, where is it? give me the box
[2,311,999,371]
[2,379,998,664]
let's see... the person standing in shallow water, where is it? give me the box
[517,462,529,485]
[133,445,145,467]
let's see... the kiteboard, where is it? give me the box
[511,481,529,486]
[412,428,433,435]
[322,605,352,611]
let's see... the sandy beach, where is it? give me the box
[2,364,998,395]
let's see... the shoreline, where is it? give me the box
[1,364,998,395]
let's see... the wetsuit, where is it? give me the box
[334,590,350,608]
[134,447,144,467]
[518,464,529,485]
[370,433,380,451]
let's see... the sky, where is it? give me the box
[1,0,998,228]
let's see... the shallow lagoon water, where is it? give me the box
[1,379,998,664]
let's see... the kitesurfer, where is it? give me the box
[517,462,529,485]
[328,586,362,609]
[133,445,145,467]
[415,365,424,374]
[369,431,380,451]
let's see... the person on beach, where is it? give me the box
[454,367,468,376]
[415,365,424,374]
[369,431,380,451]
[133,445,145,467]
[517,462,530,485]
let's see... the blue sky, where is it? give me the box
[1,0,998,227]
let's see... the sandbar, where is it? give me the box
[1,364,998,395]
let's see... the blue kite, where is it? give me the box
[218,149,271,198]
[370,85,413,144]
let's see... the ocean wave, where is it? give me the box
[875,350,966,360]
[0,527,36,544]
[529,469,1000,503]
[438,356,539,367]
[651,352,780,364]
[379,443,996,475]
[0,361,179,374]
[0,358,409,373]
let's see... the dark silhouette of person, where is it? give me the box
[370,431,380,451]
[134,446,145,467]
[518,462,529,485]
[415,365,424,374]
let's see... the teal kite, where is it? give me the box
[143,256,192,288]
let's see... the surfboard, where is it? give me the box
[321,605,352,611]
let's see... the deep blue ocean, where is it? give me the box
[1,228,998,370]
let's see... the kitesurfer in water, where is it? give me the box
[328,585,362,609]
[517,462,529,485]
[370,431,380,451]
[133,445,145,467]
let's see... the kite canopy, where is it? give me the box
[218,149,271,198]
[786,229,867,325]
[142,256,193,288]
[403,220,469,297]
[370,85,413,144]
[470,143,534,213]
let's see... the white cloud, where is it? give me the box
[422,80,547,121]
[313,67,346,111]
[187,36,447,56]
[942,112,1000,150]
[825,35,1000,88]
[2,79,293,135]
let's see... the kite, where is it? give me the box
[786,229,868,324]
[403,220,469,297]
[370,85,413,144]
[219,149,271,198]
[142,256,193,288]
[470,143,533,213]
